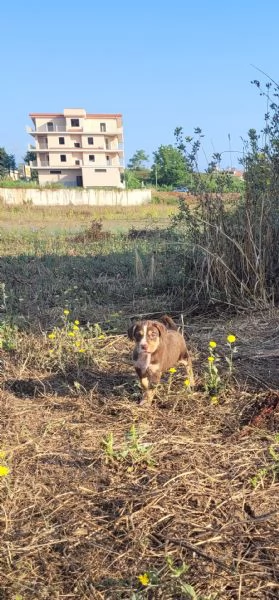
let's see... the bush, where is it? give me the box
[172,79,279,308]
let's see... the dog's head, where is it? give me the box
[128,320,166,354]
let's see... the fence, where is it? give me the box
[0,187,152,206]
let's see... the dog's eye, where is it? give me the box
[148,330,158,339]
[135,330,144,341]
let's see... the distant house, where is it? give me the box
[223,168,244,179]
[26,108,124,188]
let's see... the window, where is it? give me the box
[59,137,65,144]
[100,123,106,132]
[88,137,94,145]
[47,122,54,132]
[75,160,80,165]
[105,138,109,149]
[89,155,95,162]
[60,155,67,162]
[95,169,107,172]
[50,170,61,174]
[71,118,80,127]
[74,142,80,148]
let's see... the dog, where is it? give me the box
[128,315,194,403]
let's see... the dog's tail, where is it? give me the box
[160,315,178,331]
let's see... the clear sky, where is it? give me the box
[2,0,279,170]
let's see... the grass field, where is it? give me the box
[0,201,278,600]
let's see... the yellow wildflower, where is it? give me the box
[98,334,105,340]
[0,465,10,477]
[48,333,56,339]
[208,356,215,362]
[78,349,85,353]
[184,378,191,386]
[63,309,70,316]
[72,324,79,331]
[68,332,75,337]
[169,367,177,373]
[74,320,80,325]
[211,396,219,405]
[75,341,81,347]
[227,334,236,344]
[138,573,150,586]
[209,340,217,348]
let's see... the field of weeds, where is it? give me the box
[0,203,278,600]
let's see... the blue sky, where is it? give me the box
[2,0,279,170]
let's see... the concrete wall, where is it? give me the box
[0,187,152,206]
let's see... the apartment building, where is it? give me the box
[26,108,124,188]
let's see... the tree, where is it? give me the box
[151,144,189,187]
[23,150,38,181]
[23,150,36,165]
[127,149,149,170]
[0,147,16,177]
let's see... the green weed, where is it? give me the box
[103,425,154,466]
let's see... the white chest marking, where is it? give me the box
[135,352,151,372]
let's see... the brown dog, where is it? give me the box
[128,315,194,403]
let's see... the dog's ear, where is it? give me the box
[153,321,167,337]
[160,315,178,330]
[128,322,138,340]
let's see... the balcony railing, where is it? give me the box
[26,124,67,133]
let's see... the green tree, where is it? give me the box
[124,169,141,189]
[0,147,16,177]
[23,150,38,181]
[151,144,189,187]
[23,150,36,165]
[127,149,149,170]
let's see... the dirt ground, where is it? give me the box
[0,308,279,599]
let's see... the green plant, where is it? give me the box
[251,434,279,487]
[103,425,154,466]
[205,341,221,396]
[225,334,237,375]
[0,319,18,351]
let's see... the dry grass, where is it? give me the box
[1,309,279,600]
[0,203,278,599]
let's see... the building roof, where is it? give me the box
[29,112,122,119]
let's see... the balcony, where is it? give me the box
[26,124,69,134]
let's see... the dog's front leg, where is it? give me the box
[139,375,155,404]
[140,365,161,405]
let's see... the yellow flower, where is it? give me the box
[75,341,81,347]
[184,378,191,386]
[48,333,56,339]
[0,465,10,477]
[78,349,85,353]
[98,334,105,340]
[209,340,217,348]
[68,332,75,337]
[63,309,70,316]
[208,356,215,362]
[211,396,219,405]
[138,573,150,586]
[72,324,79,331]
[169,367,177,373]
[74,320,80,325]
[227,334,236,344]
